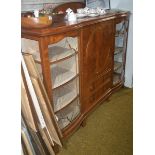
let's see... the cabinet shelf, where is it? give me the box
[53,77,79,112]
[55,95,79,113]
[114,61,122,71]
[51,54,78,89]
[114,47,123,55]
[51,66,75,88]
[52,74,79,90]
[56,98,80,130]
[34,46,77,64]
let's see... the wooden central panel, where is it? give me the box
[82,20,114,79]
[81,20,115,113]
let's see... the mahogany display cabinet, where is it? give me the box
[21,9,130,139]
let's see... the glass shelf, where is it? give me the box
[53,77,79,112]
[50,54,78,89]
[56,98,80,130]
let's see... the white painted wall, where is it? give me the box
[21,0,84,11]
[111,0,133,88]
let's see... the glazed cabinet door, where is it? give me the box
[113,16,129,87]
[81,20,115,113]
[22,32,81,136]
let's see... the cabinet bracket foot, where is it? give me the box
[81,119,87,127]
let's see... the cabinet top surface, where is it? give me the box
[21,9,130,37]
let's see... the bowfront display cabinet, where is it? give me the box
[22,10,130,139]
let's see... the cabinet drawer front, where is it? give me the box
[84,82,111,110]
[85,70,112,97]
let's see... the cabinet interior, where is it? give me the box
[56,97,80,130]
[50,37,80,130]
[53,77,79,112]
[113,20,128,85]
[51,54,79,89]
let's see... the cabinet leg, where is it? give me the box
[81,119,87,127]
